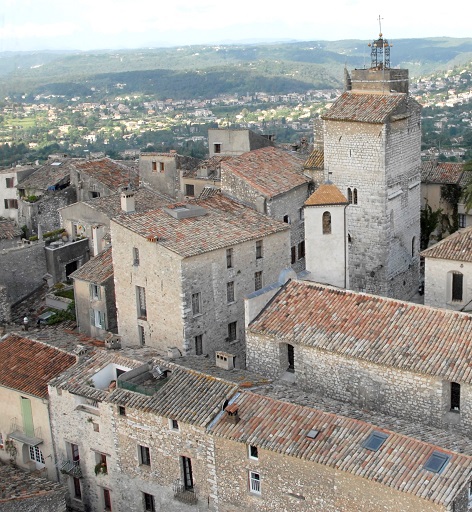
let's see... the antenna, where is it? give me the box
[378,14,383,36]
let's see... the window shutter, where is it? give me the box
[97,286,101,301]
[90,309,95,326]
[89,284,93,299]
[102,312,106,329]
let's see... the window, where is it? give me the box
[451,382,461,411]
[29,445,45,464]
[299,207,304,221]
[152,161,157,172]
[348,188,358,205]
[255,240,263,259]
[5,177,14,188]
[249,471,261,494]
[347,188,353,204]
[159,162,164,172]
[138,325,145,346]
[228,321,237,342]
[298,241,305,259]
[0,433,3,449]
[195,334,203,355]
[103,488,112,511]
[214,143,221,154]
[133,247,139,266]
[91,310,106,329]
[185,184,195,197]
[353,188,358,204]
[191,292,202,315]
[322,211,332,235]
[248,445,258,460]
[90,284,101,300]
[73,477,82,500]
[138,445,151,466]
[306,429,319,440]
[254,271,262,291]
[411,236,416,258]
[468,481,472,505]
[226,248,233,268]
[227,281,235,303]
[118,406,126,416]
[169,419,179,431]
[71,443,80,462]
[136,286,147,319]
[93,422,100,432]
[291,246,296,264]
[362,431,388,452]
[4,199,18,209]
[143,492,156,512]
[459,214,466,229]
[283,214,291,224]
[90,191,100,199]
[452,272,463,302]
[181,456,194,490]
[423,451,450,474]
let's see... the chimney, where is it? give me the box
[121,190,135,213]
[215,351,235,370]
[225,403,240,424]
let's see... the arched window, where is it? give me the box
[322,212,331,235]
[353,188,358,205]
[347,188,352,204]
[411,236,416,258]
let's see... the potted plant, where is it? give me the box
[94,462,107,475]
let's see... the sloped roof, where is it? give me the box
[210,390,472,508]
[421,226,472,262]
[0,220,22,240]
[249,280,472,384]
[322,92,415,124]
[304,148,324,170]
[221,147,309,198]
[18,159,79,191]
[305,182,348,206]
[0,334,76,398]
[72,157,138,190]
[421,160,465,185]
[70,247,113,284]
[112,193,290,258]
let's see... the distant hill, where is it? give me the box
[1,37,472,100]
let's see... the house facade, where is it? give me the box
[0,165,36,222]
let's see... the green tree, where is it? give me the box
[420,203,443,250]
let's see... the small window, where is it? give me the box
[195,334,203,355]
[118,406,126,416]
[93,422,100,432]
[136,286,147,319]
[291,246,296,264]
[5,177,14,188]
[191,292,202,315]
[4,199,18,209]
[139,445,151,466]
[90,191,100,199]
[459,214,466,229]
[468,481,472,505]
[169,419,179,431]
[185,184,195,197]
[423,451,450,474]
[228,321,237,342]
[29,445,45,464]
[152,161,157,172]
[138,325,145,346]
[73,477,82,500]
[248,445,258,460]
[103,488,112,511]
[306,429,319,440]
[254,271,262,291]
[451,382,461,411]
[452,272,463,302]
[226,248,233,268]
[0,433,3,449]
[411,236,415,258]
[249,471,261,494]
[159,162,165,172]
[298,241,305,259]
[347,187,353,204]
[143,492,156,512]
[353,188,358,205]
[214,143,221,154]
[283,214,291,224]
[322,211,332,235]
[299,207,304,221]
[133,247,139,266]
[256,240,263,259]
[227,281,235,303]
[362,431,388,452]
[90,284,101,300]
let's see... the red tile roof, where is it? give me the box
[0,334,76,398]
[221,147,309,198]
[305,182,348,206]
[421,161,465,185]
[421,226,472,262]
[0,220,22,240]
[73,158,138,190]
[249,280,472,383]
[70,247,113,283]
[304,148,324,170]
[112,193,290,258]
[210,391,472,507]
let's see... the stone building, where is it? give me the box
[181,155,231,199]
[111,192,290,360]
[0,219,23,250]
[221,146,310,272]
[0,165,36,222]
[422,226,472,311]
[208,128,275,158]
[71,247,117,339]
[320,33,422,300]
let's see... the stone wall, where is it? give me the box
[45,239,90,284]
[0,285,10,323]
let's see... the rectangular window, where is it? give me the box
[249,471,261,494]
[228,321,237,342]
[298,207,304,221]
[152,161,157,172]
[73,477,82,500]
[256,240,263,259]
[90,284,101,300]
[195,334,203,355]
[159,162,165,172]
[71,443,80,462]
[0,433,3,449]
[143,492,156,512]
[4,199,18,209]
[133,247,139,266]
[451,382,461,411]
[226,248,233,268]
[214,143,221,154]
[185,184,195,197]
[103,488,112,511]
[29,445,45,464]
[459,214,466,229]
[5,177,14,188]
[136,286,147,319]
[255,271,263,291]
[91,310,106,329]
[227,281,235,303]
[191,292,202,315]
[169,419,179,431]
[138,325,145,346]
[139,445,151,466]
[90,191,100,199]
[118,406,126,416]
[291,246,296,264]
[298,241,305,259]
[452,272,463,302]
[248,445,258,460]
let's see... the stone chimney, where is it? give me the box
[225,403,240,424]
[121,190,135,213]
[215,351,235,370]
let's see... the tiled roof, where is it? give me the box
[0,334,76,398]
[249,280,472,384]
[421,160,464,184]
[27,325,105,353]
[304,148,324,170]
[305,182,348,206]
[322,92,416,124]
[18,159,79,191]
[210,390,472,507]
[221,147,309,198]
[112,193,290,258]
[421,226,472,262]
[72,158,138,189]
[183,155,231,179]
[0,220,22,240]
[70,247,113,283]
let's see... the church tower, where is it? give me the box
[321,30,421,300]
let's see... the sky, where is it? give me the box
[0,0,471,52]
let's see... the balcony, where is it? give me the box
[8,418,43,446]
[173,479,198,505]
[58,459,82,478]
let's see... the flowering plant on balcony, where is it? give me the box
[94,462,107,475]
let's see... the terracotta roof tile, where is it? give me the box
[249,280,472,384]
[221,147,309,198]
[70,247,113,283]
[18,159,79,191]
[0,220,22,240]
[421,226,472,262]
[73,158,138,189]
[304,148,324,170]
[421,161,465,185]
[0,334,76,398]
[305,182,348,206]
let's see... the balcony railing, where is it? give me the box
[173,479,198,505]
[58,459,82,478]
[9,418,43,445]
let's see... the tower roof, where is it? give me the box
[305,182,348,206]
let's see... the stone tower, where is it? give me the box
[321,32,422,300]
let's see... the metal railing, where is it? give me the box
[173,479,198,505]
[9,418,42,440]
[57,459,82,478]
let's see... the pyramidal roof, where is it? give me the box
[305,182,348,206]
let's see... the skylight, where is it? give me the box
[306,429,319,440]
[423,451,451,474]
[362,431,388,452]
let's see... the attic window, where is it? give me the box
[423,451,451,474]
[306,429,319,440]
[362,431,388,452]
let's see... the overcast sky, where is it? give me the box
[0,0,470,52]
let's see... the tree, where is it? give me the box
[420,203,443,250]
[460,160,472,212]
